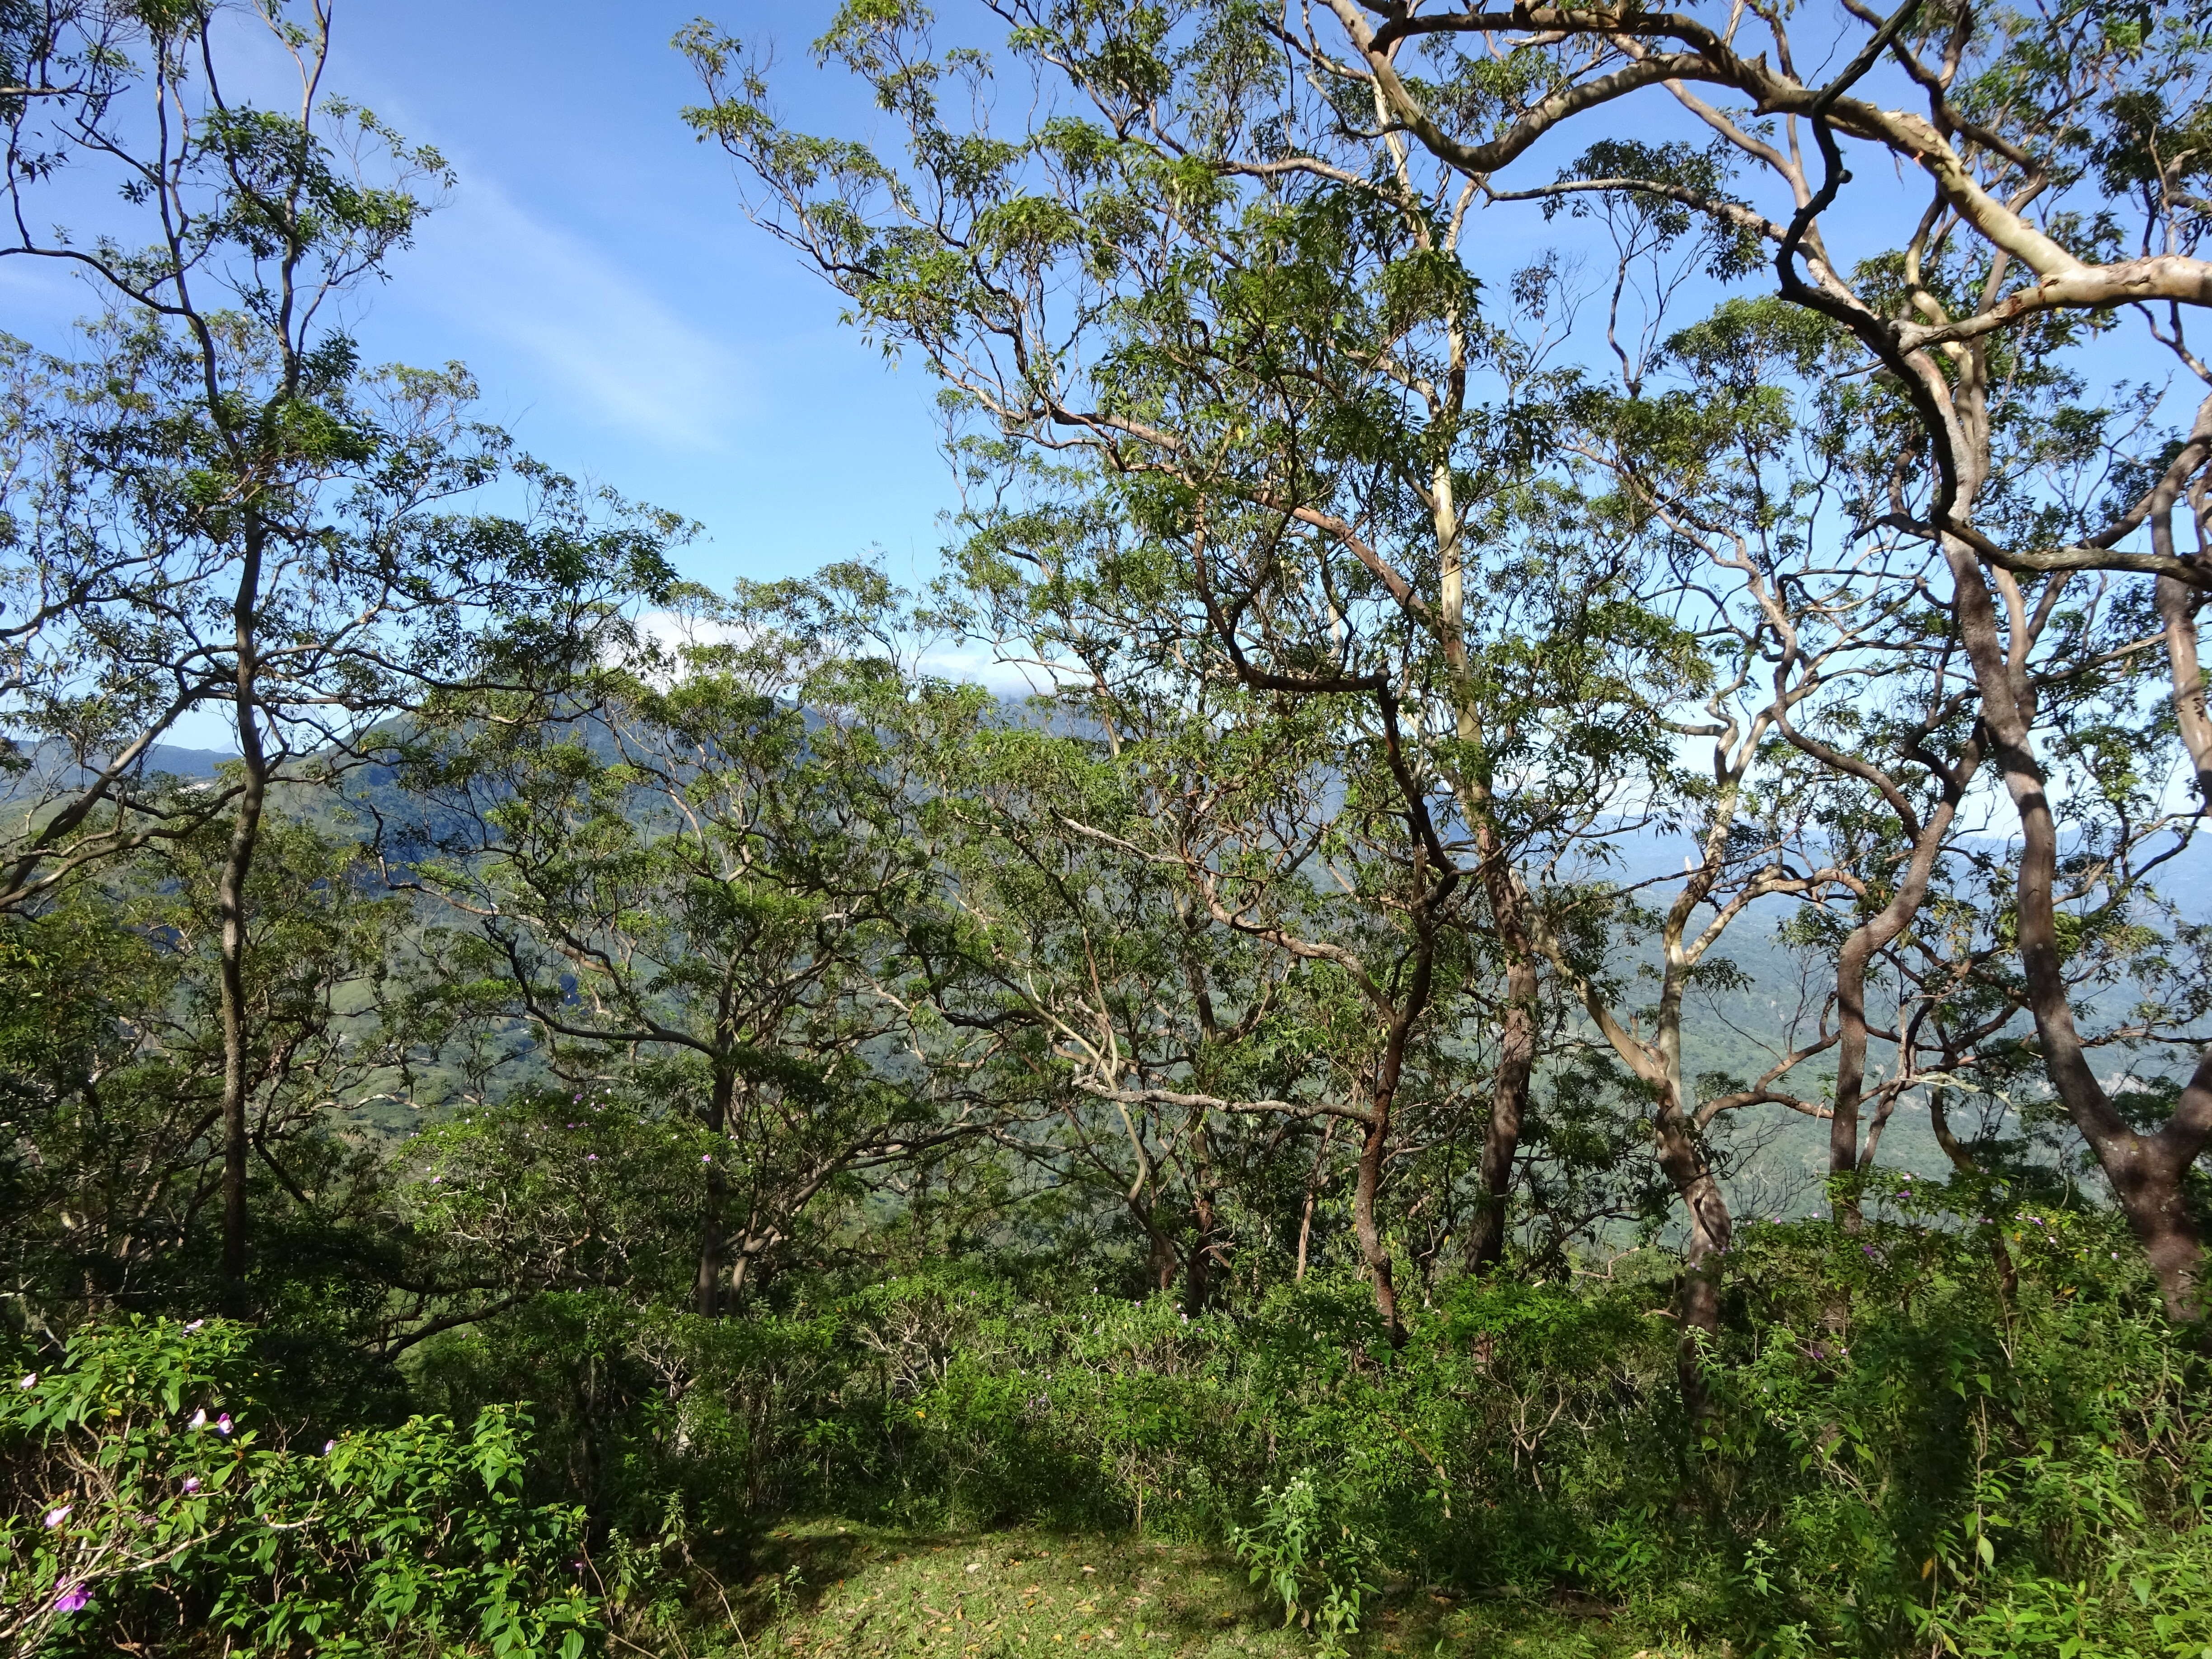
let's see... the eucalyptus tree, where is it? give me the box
[0,1,675,1292]
[911,607,1506,1328]
[0,1,136,147]
[681,1,1630,1309]
[1255,0,2212,1318]
[401,568,991,1317]
[0,815,411,1335]
[682,1,1898,1355]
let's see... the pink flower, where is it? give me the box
[188,1409,207,1430]
[183,1319,204,1332]
[586,1153,598,1162]
[215,1414,233,1436]
[181,1477,201,1493]
[43,1504,71,1528]
[52,1582,88,1614]
[323,1440,337,1454]
[17,1373,33,1389]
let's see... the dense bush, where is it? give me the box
[398,1187,2211,1658]
[0,1319,597,1657]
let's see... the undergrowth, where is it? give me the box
[7,1192,2209,1656]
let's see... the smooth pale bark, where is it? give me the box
[2150,401,2212,806]
[1534,806,1790,1404]
[1945,537,2212,1325]
[1654,1104,1733,1354]
[1820,750,1979,1223]
[1294,1117,1335,1281]
[2158,572,2212,806]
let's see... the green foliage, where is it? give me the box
[0,1317,598,1657]
[390,1200,2209,1657]
[0,820,418,1333]
[12,5,2212,1659]
[1226,1474,1377,1657]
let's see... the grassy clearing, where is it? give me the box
[720,1524,1706,1659]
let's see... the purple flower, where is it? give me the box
[323,1439,337,1454]
[183,1319,204,1332]
[181,1477,201,1494]
[52,1582,88,1614]
[1862,1245,1878,1256]
[215,1414,233,1436]
[188,1409,207,1430]
[701,1153,712,1163]
[43,1504,71,1528]
[586,1153,598,1162]
[18,1373,34,1390]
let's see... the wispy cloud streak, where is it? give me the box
[400,178,745,451]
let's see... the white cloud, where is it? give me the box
[401,178,745,452]
[911,639,1070,700]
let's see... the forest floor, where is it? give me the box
[719,1522,1705,1659]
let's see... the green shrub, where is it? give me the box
[1226,1472,1379,1658]
[1,1317,599,1657]
[401,1190,2212,1658]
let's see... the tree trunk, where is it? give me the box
[217,525,270,1298]
[2104,1071,2212,1327]
[1355,937,1438,1347]
[1458,755,1537,1272]
[1352,1096,1402,1345]
[2156,568,2212,807]
[1828,803,1961,1224]
[1295,1118,1334,1281]
[696,1061,736,1318]
[1652,1090,1732,1358]
[1466,951,1535,1271]
[1183,1110,1219,1316]
[1946,540,2212,1326]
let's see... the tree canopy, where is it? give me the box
[2,3,2210,1655]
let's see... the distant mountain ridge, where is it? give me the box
[1,742,234,800]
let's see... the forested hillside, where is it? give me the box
[5,2,2211,1656]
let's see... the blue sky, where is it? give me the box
[335,0,956,592]
[1,3,2186,628]
[3,1,961,597]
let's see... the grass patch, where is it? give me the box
[718,1524,1708,1659]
